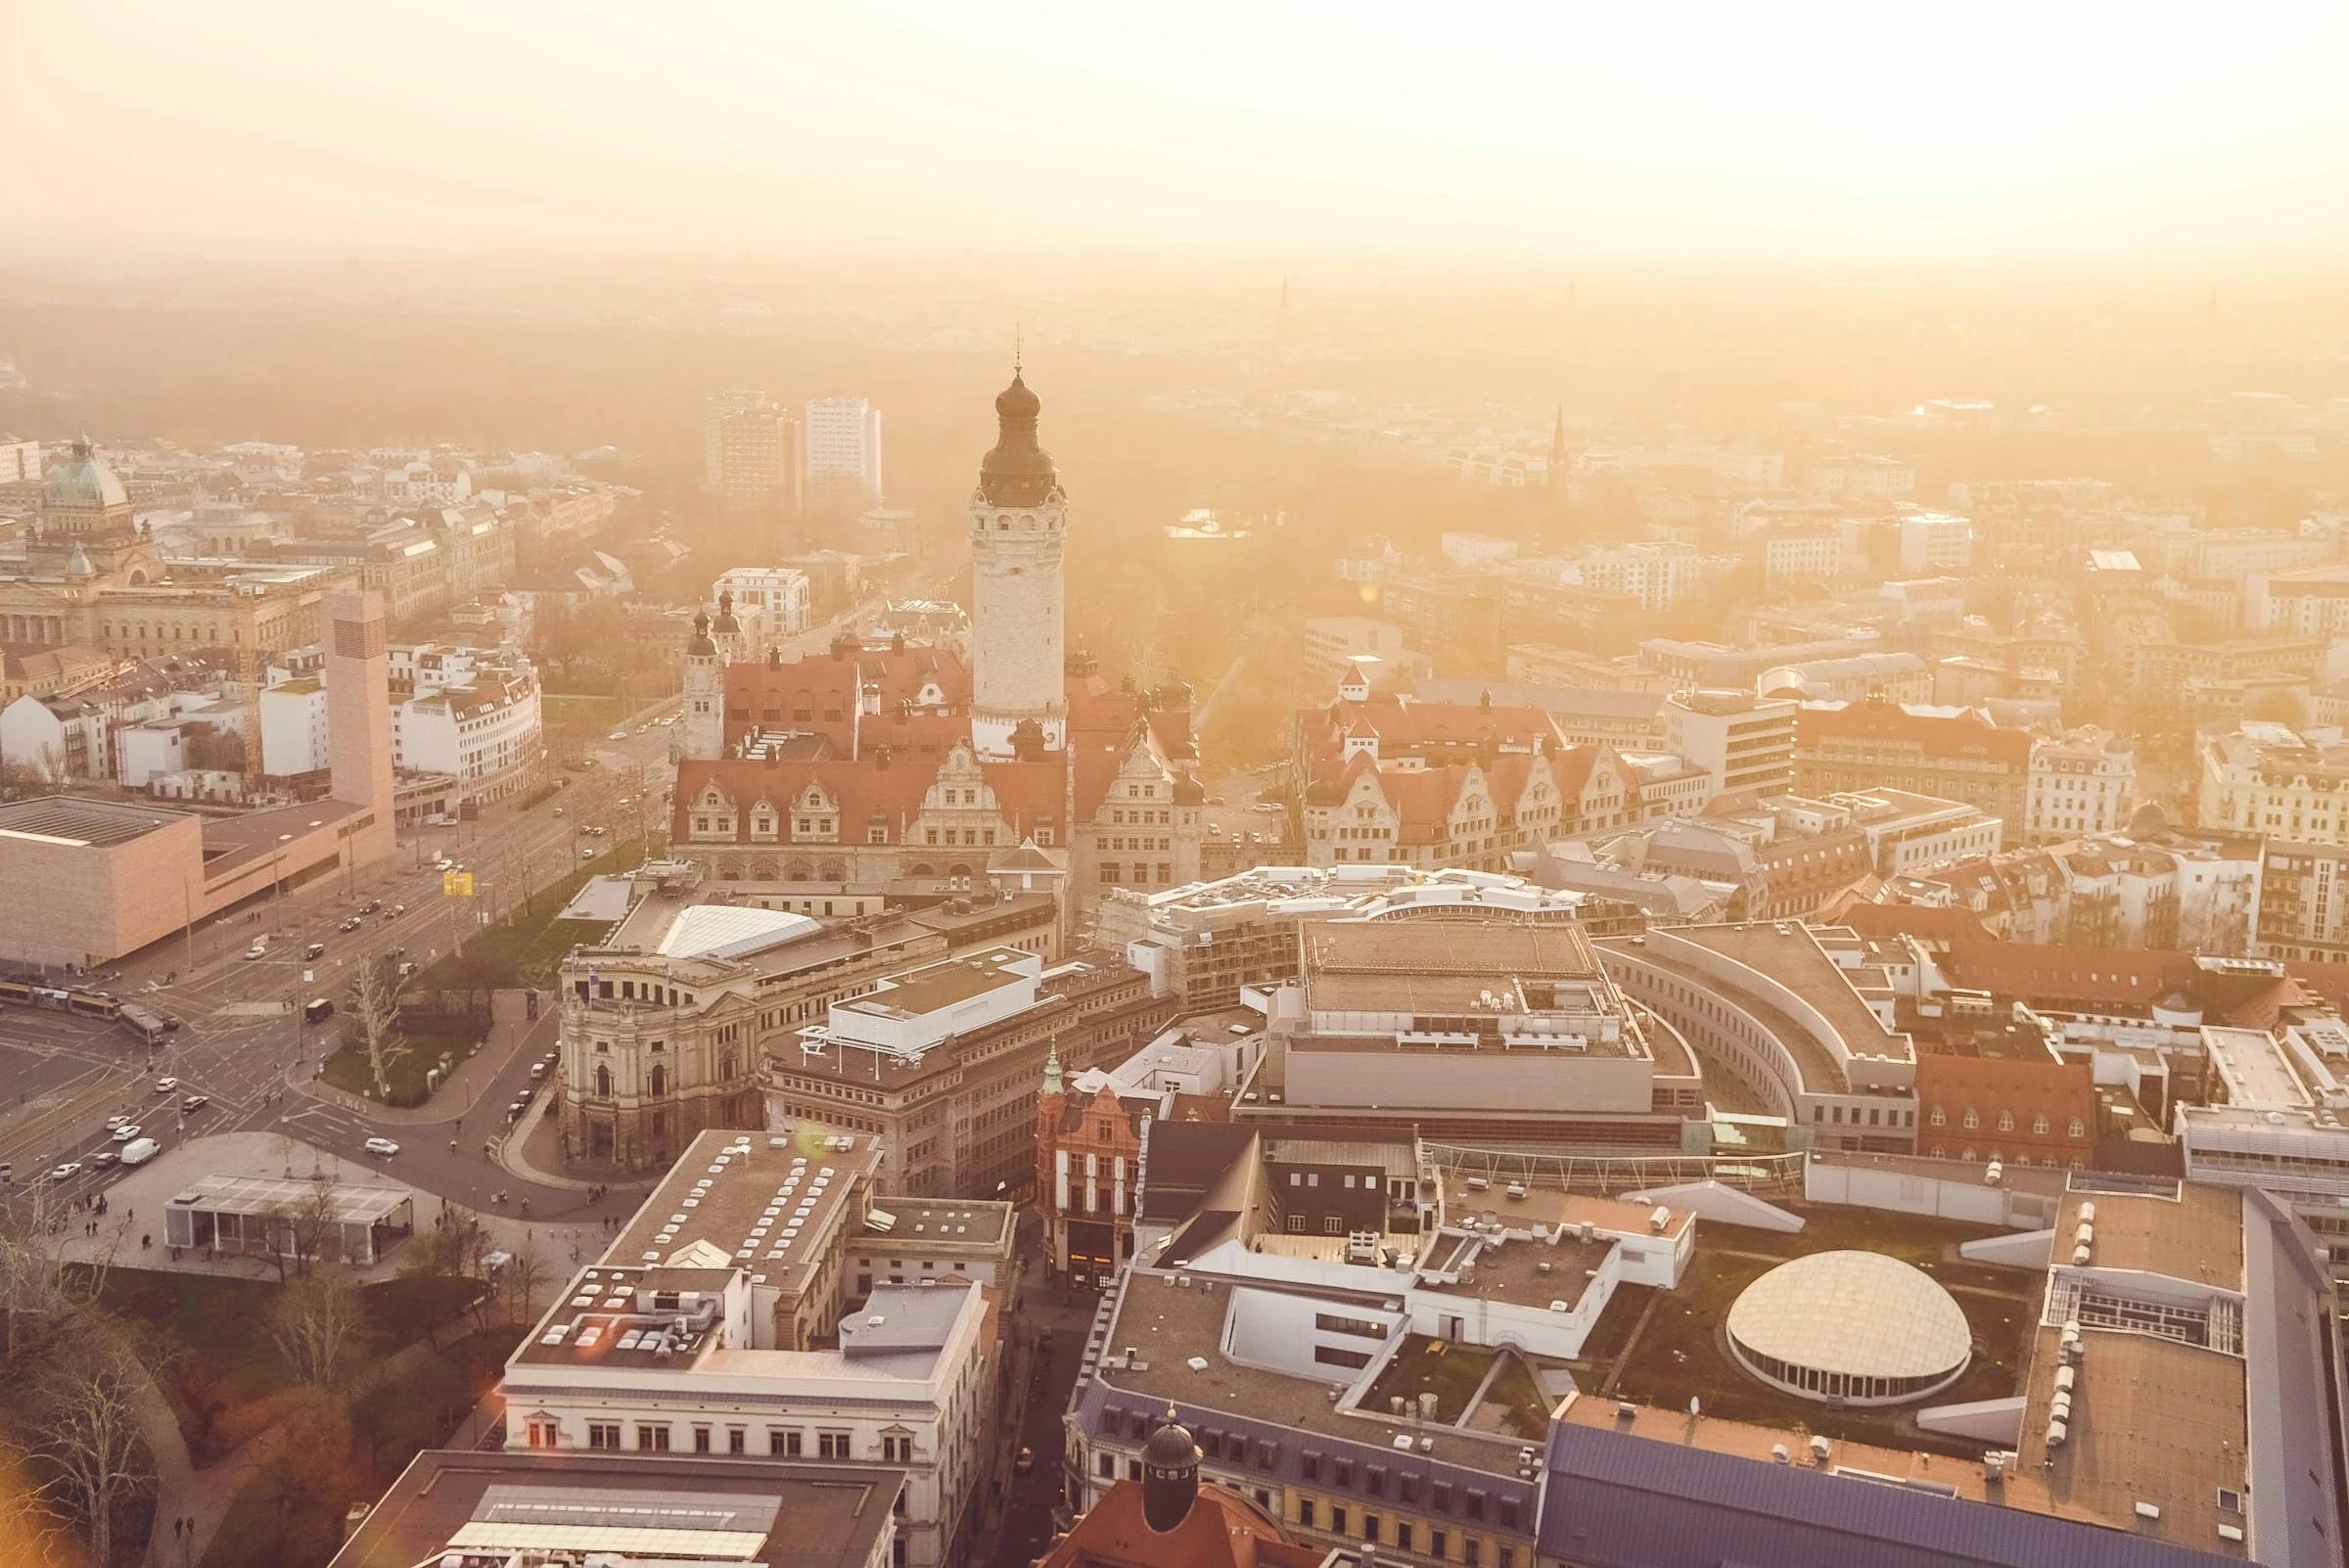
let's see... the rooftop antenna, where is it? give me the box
[1014,323,1024,378]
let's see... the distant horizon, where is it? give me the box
[11,2,2349,261]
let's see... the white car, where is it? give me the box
[44,1163,80,1183]
[363,1136,400,1158]
[110,1124,141,1143]
[106,1114,129,1130]
[154,1077,179,1092]
[607,729,627,741]
[434,857,455,872]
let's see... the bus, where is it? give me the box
[117,1002,170,1046]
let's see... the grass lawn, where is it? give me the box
[1470,1353,1555,1442]
[320,1028,484,1107]
[1597,1208,2041,1458]
[1365,1334,1497,1423]
[412,835,654,993]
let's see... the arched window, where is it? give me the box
[2032,1114,2050,1135]
[1928,1107,1947,1128]
[595,1065,612,1096]
[1961,1110,1980,1130]
[1996,1112,2014,1132]
[650,1066,668,1098]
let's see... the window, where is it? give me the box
[882,1434,912,1463]
[1329,1506,1348,1538]
[728,1428,746,1455]
[692,1426,712,1453]
[1465,1541,1481,1566]
[587,1423,621,1451]
[1314,1345,1372,1369]
[1314,1313,1386,1339]
[1996,1112,2015,1132]
[525,1418,559,1449]
[819,1431,852,1459]
[1962,1109,1980,1130]
[2067,1118,2086,1138]
[636,1424,670,1452]
[770,1430,802,1457]
[1323,1216,1344,1235]
[1363,1514,1380,1545]
[1297,1499,1315,1530]
[2033,1114,2050,1134]
[1098,1453,1115,1479]
[1396,1524,1414,1552]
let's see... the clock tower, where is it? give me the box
[968,363,1067,759]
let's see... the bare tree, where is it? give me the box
[0,1185,108,1362]
[349,956,408,1101]
[0,1435,66,1568]
[500,1241,552,1325]
[269,1266,366,1396]
[30,1323,153,1568]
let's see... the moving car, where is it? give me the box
[302,997,335,1025]
[44,1163,81,1183]
[243,940,269,961]
[110,1124,141,1142]
[363,1136,399,1158]
[360,899,382,915]
[551,806,564,817]
[106,1114,129,1130]
[579,845,596,858]
[388,903,406,917]
[154,1077,179,1092]
[337,916,363,933]
[303,943,328,960]
[607,729,627,741]
[88,1151,119,1170]
[181,1094,209,1112]
[1015,1448,1035,1476]
[434,857,454,872]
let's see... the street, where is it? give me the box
[0,704,683,1214]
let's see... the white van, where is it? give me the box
[119,1136,161,1167]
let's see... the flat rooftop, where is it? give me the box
[606,1129,880,1301]
[327,1450,900,1568]
[199,797,367,874]
[0,794,189,848]
[834,945,1034,1021]
[1096,1269,1556,1478]
[169,1174,412,1224]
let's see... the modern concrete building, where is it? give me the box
[804,396,884,514]
[324,588,397,867]
[1663,689,1796,800]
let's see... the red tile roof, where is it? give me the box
[1039,1480,1325,1568]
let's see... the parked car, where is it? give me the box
[363,1137,400,1158]
[530,1062,548,1081]
[243,942,268,961]
[388,903,406,917]
[607,729,627,741]
[579,845,597,858]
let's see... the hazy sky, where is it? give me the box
[10,1,2349,262]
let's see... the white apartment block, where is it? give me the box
[389,671,541,806]
[1897,510,1974,574]
[1302,617,1420,686]
[2024,729,2136,845]
[1534,541,1704,613]
[2244,564,2349,639]
[805,397,884,510]
[714,567,813,647]
[257,677,330,776]
[1663,688,1796,799]
[1761,529,1843,585]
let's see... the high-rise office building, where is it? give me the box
[714,402,802,529]
[702,389,769,489]
[803,396,884,514]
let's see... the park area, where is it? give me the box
[1572,1204,2043,1458]
[318,836,652,1106]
